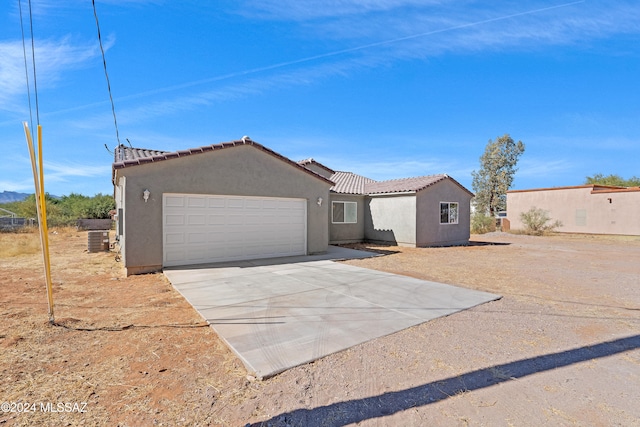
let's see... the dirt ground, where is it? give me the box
[1,229,639,426]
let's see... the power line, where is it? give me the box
[92,0,121,147]
[18,0,39,129]
[27,0,40,125]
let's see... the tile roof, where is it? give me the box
[111,140,472,197]
[366,174,449,194]
[297,158,336,174]
[330,171,376,194]
[111,138,334,185]
[114,146,169,163]
[326,172,473,196]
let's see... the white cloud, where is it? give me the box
[314,1,640,54]
[0,37,105,112]
[29,1,640,132]
[237,0,447,20]
[236,0,640,57]
[106,1,640,123]
[44,161,111,183]
[0,179,36,192]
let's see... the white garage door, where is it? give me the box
[163,194,307,267]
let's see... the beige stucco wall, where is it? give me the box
[416,180,472,246]
[114,145,331,274]
[507,187,640,235]
[365,194,417,246]
[329,194,366,244]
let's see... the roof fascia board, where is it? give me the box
[368,191,416,197]
[112,139,334,186]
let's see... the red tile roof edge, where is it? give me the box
[297,158,336,174]
[112,139,335,186]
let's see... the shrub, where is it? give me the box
[471,212,496,234]
[520,207,562,235]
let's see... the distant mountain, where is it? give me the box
[0,191,31,203]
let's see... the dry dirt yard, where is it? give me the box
[1,229,639,427]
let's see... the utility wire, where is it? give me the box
[18,0,36,129]
[27,0,40,125]
[92,0,121,147]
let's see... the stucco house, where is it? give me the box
[112,138,473,275]
[507,184,640,235]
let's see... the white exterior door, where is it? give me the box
[163,194,307,267]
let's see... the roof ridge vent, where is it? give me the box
[241,135,252,142]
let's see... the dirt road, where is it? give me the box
[1,230,638,426]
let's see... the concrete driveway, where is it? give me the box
[164,246,500,379]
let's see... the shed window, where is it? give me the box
[332,201,357,224]
[440,202,459,224]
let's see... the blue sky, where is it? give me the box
[1,0,639,197]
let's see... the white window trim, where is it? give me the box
[332,201,357,224]
[440,201,459,225]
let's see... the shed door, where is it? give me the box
[163,194,307,267]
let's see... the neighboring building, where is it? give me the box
[507,185,640,236]
[113,138,473,275]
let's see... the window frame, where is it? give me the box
[439,201,459,225]
[332,201,358,224]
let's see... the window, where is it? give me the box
[440,202,459,224]
[332,201,357,224]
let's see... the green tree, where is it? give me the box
[1,193,114,226]
[13,193,61,220]
[82,193,115,219]
[585,173,640,187]
[471,134,525,216]
[60,193,91,218]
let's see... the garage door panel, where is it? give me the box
[207,228,227,238]
[226,198,244,208]
[245,199,263,209]
[165,248,186,262]
[165,233,185,245]
[227,214,244,225]
[187,197,206,208]
[208,214,225,225]
[165,214,185,226]
[187,232,206,244]
[225,246,244,258]
[262,199,279,209]
[187,214,206,225]
[207,198,225,208]
[207,246,227,259]
[244,214,263,225]
[164,194,307,267]
[165,195,185,207]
